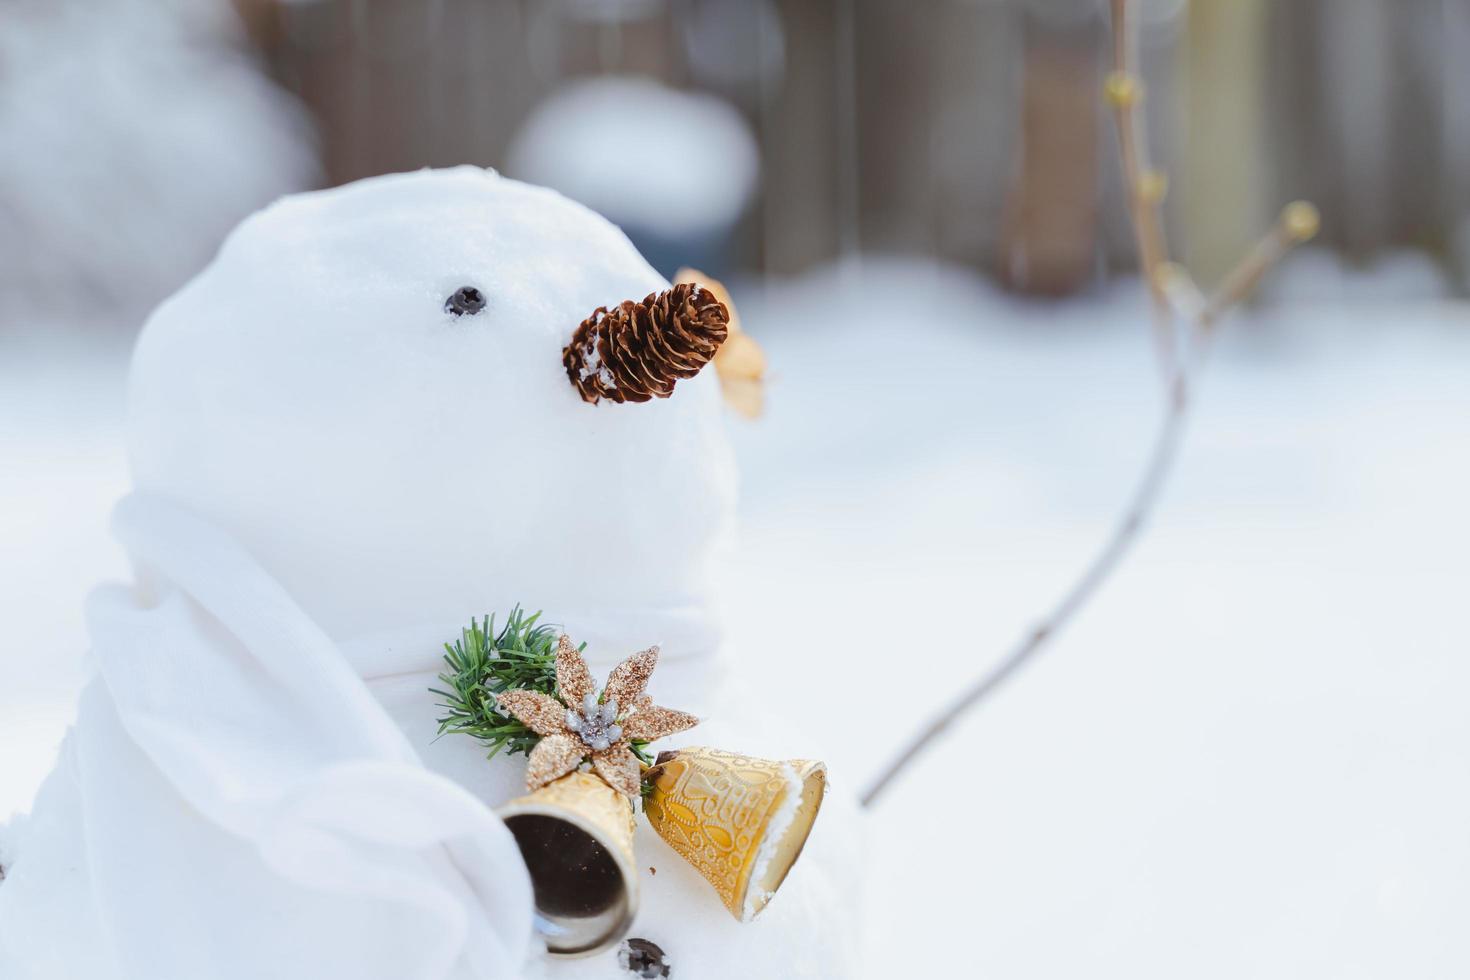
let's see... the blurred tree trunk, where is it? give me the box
[1269,0,1456,261]
[1183,0,1268,288]
[757,0,844,274]
[999,7,1102,297]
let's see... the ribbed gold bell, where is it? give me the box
[497,771,639,956]
[643,746,827,922]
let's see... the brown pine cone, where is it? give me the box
[563,283,730,405]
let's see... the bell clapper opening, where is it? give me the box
[498,772,639,957]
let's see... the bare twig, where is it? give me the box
[1157,261,1207,322]
[1106,0,1175,372]
[860,3,1317,809]
[860,365,1194,807]
[1203,203,1320,327]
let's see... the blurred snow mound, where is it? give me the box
[0,811,18,868]
[0,0,319,329]
[1262,246,1455,304]
[506,76,759,238]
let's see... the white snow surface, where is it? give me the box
[506,76,760,238]
[3,248,1469,977]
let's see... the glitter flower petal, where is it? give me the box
[525,733,586,790]
[497,634,698,800]
[496,690,573,737]
[554,634,597,708]
[591,745,641,798]
[602,646,660,709]
[621,705,700,742]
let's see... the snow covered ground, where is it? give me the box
[3,259,1468,977]
[0,325,131,817]
[729,262,1470,979]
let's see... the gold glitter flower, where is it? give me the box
[496,635,699,798]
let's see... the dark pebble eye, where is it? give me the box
[445,286,486,316]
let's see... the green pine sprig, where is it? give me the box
[431,607,661,797]
[431,607,564,760]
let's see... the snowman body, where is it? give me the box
[0,169,860,979]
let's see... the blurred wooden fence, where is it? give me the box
[243,0,1470,295]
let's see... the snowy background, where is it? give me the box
[4,0,1470,976]
[5,257,1469,977]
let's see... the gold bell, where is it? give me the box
[497,771,639,956]
[643,746,826,922]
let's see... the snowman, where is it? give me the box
[0,168,861,979]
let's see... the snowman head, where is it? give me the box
[127,167,737,644]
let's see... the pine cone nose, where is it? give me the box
[562,283,730,405]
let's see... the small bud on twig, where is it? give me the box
[1137,170,1169,205]
[1280,201,1321,243]
[1104,71,1143,108]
